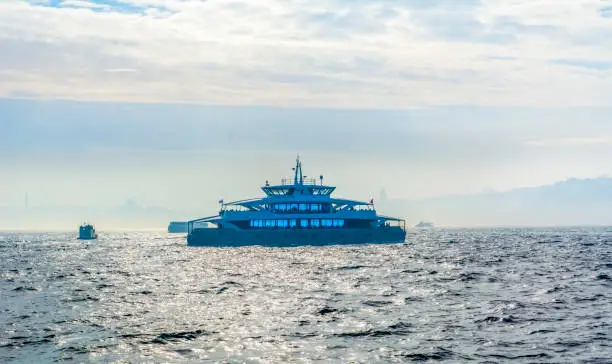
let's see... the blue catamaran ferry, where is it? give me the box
[187,157,406,247]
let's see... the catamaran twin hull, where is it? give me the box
[187,227,406,247]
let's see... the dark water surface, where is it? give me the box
[1,228,610,363]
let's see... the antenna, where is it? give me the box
[294,155,304,185]
[299,158,303,185]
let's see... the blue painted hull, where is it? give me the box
[187,227,406,247]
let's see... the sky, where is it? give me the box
[1,0,612,216]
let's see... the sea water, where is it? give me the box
[1,228,610,362]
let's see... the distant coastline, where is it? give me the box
[1,177,611,229]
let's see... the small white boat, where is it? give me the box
[78,222,98,240]
[414,221,434,228]
[168,221,188,233]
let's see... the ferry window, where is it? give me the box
[310,204,319,212]
[321,219,333,227]
[311,219,320,228]
[299,204,308,212]
[289,219,297,228]
[290,204,298,212]
[300,219,309,228]
[333,219,344,227]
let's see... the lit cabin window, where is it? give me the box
[321,219,333,227]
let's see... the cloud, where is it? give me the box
[59,0,111,11]
[551,59,612,70]
[0,0,611,107]
[525,136,612,147]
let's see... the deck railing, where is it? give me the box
[280,178,318,185]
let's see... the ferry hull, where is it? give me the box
[187,227,406,247]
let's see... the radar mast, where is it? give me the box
[293,155,304,185]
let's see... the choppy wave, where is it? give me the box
[1,227,610,362]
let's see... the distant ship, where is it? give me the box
[78,222,97,240]
[186,157,406,247]
[414,221,434,228]
[168,221,188,233]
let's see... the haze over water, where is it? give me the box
[2,228,610,362]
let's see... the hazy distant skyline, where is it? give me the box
[2,99,611,211]
[1,0,611,223]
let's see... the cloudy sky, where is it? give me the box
[1,0,611,212]
[2,0,612,107]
